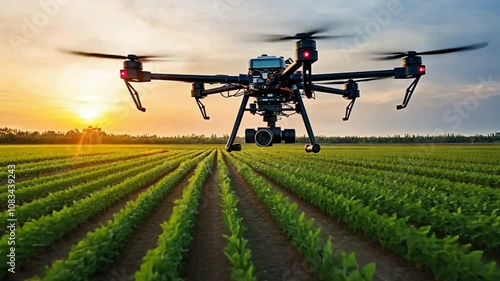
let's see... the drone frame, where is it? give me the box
[118,36,429,153]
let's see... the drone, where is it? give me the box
[64,27,488,153]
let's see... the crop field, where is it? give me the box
[1,144,499,281]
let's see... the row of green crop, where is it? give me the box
[0,151,187,208]
[362,153,500,175]
[241,152,500,250]
[134,151,215,280]
[30,151,211,281]
[0,149,167,180]
[318,146,500,165]
[232,153,499,281]
[0,152,197,226]
[0,151,198,277]
[216,151,257,281]
[226,152,375,281]
[248,151,499,216]
[351,147,500,166]
[318,148,500,175]
[306,152,500,188]
[12,150,179,192]
[0,150,114,166]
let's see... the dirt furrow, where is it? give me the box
[180,160,232,281]
[255,171,435,281]
[225,157,320,281]
[11,170,171,281]
[93,170,195,281]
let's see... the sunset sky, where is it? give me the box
[1,0,498,137]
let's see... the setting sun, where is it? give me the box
[77,104,105,122]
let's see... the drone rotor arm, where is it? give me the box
[296,83,349,96]
[201,84,244,96]
[150,73,249,85]
[307,69,396,83]
[319,77,391,85]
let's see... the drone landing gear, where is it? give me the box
[343,98,356,121]
[305,144,321,153]
[294,90,320,153]
[397,76,421,110]
[124,80,146,112]
[195,98,210,120]
[226,94,250,152]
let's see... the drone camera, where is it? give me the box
[245,127,295,147]
[255,128,273,147]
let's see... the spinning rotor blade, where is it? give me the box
[320,77,390,85]
[258,23,352,42]
[60,49,170,62]
[372,42,489,60]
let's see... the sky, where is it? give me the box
[1,0,499,137]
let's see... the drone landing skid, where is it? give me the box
[125,80,146,112]
[195,98,210,120]
[397,76,421,110]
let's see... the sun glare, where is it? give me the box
[77,104,104,122]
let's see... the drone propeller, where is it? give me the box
[372,42,489,60]
[60,49,170,62]
[258,23,352,42]
[320,77,390,85]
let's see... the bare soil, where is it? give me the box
[224,156,321,281]
[180,159,232,281]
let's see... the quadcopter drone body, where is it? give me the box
[66,30,487,153]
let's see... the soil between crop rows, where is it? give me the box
[180,160,232,281]
[225,156,321,281]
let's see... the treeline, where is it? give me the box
[0,127,499,144]
[0,127,238,144]
[305,133,500,144]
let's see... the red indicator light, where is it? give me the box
[418,66,426,73]
[303,50,311,59]
[120,70,126,78]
